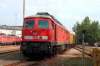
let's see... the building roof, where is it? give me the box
[0,25,22,30]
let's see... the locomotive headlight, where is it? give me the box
[38,36,48,40]
[42,36,48,39]
[24,36,33,39]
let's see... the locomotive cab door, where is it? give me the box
[50,21,57,44]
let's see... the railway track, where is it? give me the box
[4,56,53,66]
[0,47,93,66]
[4,61,41,66]
[0,45,20,54]
[0,50,24,66]
[0,49,52,66]
[74,46,92,57]
[0,50,20,55]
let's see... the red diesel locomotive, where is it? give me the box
[21,12,74,58]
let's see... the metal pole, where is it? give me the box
[82,33,85,66]
[14,14,17,45]
[75,32,77,45]
[21,0,25,45]
[1,26,3,45]
[23,0,25,19]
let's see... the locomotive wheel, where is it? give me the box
[45,47,52,57]
[20,50,31,60]
[21,50,44,60]
[48,48,53,56]
[53,46,57,56]
[47,46,57,57]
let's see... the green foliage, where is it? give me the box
[73,16,100,45]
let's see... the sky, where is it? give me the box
[0,0,100,32]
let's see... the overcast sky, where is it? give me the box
[0,0,100,32]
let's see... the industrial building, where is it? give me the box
[0,25,22,37]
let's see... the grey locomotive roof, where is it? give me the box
[26,12,64,27]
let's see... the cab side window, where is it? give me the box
[50,20,55,29]
[50,23,54,29]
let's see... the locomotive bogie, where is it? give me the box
[20,41,56,58]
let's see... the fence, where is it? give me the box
[92,48,100,66]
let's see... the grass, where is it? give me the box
[64,57,93,66]
[50,57,93,66]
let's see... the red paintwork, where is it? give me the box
[22,17,74,44]
[0,35,22,43]
[22,17,54,42]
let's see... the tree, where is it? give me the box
[73,16,100,45]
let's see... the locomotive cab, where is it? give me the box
[21,17,55,57]
[22,17,54,42]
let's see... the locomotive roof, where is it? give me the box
[26,12,66,28]
[26,12,70,33]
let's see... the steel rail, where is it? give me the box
[74,46,92,57]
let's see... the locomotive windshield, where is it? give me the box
[25,20,34,28]
[38,20,48,28]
